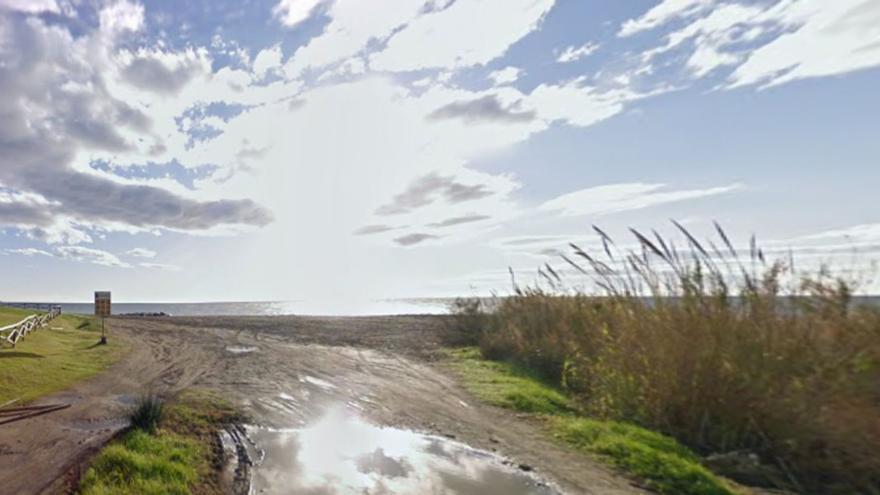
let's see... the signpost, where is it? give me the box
[94,291,111,344]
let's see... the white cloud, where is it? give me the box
[619,0,712,37]
[488,66,522,85]
[0,0,59,14]
[283,0,423,76]
[56,246,130,267]
[556,42,598,63]
[626,0,880,88]
[540,182,743,217]
[273,0,324,28]
[370,0,555,71]
[126,247,157,258]
[253,44,283,77]
[729,0,880,88]
[99,0,144,35]
[5,248,53,257]
[139,262,182,271]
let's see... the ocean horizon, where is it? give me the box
[0,299,457,317]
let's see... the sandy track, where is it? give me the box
[0,316,644,494]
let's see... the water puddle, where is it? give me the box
[299,375,338,391]
[226,345,258,354]
[247,408,559,494]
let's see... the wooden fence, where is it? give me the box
[0,306,62,348]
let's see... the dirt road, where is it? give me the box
[0,315,644,494]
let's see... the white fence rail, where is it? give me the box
[0,307,62,348]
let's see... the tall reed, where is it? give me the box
[458,223,880,493]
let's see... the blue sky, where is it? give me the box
[1,0,879,304]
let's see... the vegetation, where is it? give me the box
[449,223,880,494]
[129,395,166,433]
[0,306,39,327]
[0,312,126,405]
[80,390,243,495]
[447,347,734,494]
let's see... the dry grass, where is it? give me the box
[453,223,880,494]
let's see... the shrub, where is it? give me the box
[130,394,166,433]
[456,223,880,493]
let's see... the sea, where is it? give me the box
[0,299,457,317]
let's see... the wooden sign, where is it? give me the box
[94,291,111,317]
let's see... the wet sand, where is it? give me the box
[0,315,644,494]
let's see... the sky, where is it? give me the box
[0,0,879,305]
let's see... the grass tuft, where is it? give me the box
[129,394,165,433]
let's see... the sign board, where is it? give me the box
[94,291,111,317]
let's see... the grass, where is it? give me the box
[446,346,735,495]
[445,348,572,414]
[130,395,166,433]
[0,306,39,327]
[79,430,201,495]
[0,311,126,405]
[450,223,880,494]
[80,390,243,495]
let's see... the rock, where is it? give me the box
[518,463,533,472]
[704,450,786,488]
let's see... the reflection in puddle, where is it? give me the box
[249,408,559,494]
[299,375,338,391]
[227,345,258,354]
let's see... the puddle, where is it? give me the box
[299,375,338,391]
[248,408,559,494]
[226,345,258,354]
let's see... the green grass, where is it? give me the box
[446,347,736,495]
[80,429,201,495]
[550,417,735,495]
[445,348,572,414]
[0,310,126,404]
[0,306,39,327]
[80,390,243,495]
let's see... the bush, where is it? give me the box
[444,297,488,346]
[455,223,880,493]
[130,394,166,433]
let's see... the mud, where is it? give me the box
[0,316,645,494]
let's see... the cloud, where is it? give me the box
[126,247,157,258]
[393,233,439,246]
[56,246,130,267]
[488,66,522,85]
[375,173,495,216]
[540,182,743,217]
[273,0,325,28]
[139,262,182,271]
[619,0,712,37]
[0,15,273,243]
[623,0,880,89]
[99,0,144,35]
[283,0,424,75]
[5,248,53,257]
[120,52,205,96]
[370,0,555,71]
[427,214,491,227]
[0,0,59,14]
[353,224,397,235]
[428,95,535,124]
[253,44,283,77]
[556,42,599,63]
[729,0,880,88]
